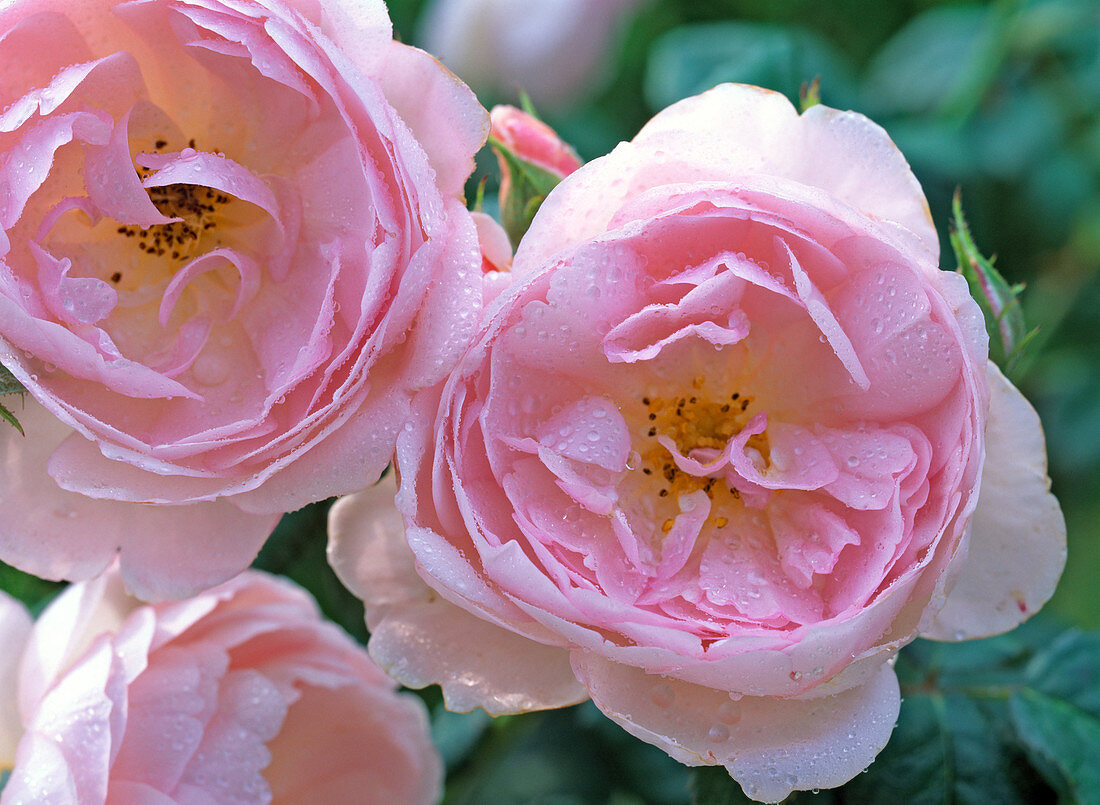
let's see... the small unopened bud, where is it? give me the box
[489,105,582,246]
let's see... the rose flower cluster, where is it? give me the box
[0,0,1066,803]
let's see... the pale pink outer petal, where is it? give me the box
[925,362,1067,640]
[328,478,588,715]
[265,678,442,805]
[3,610,155,805]
[515,84,935,277]
[0,398,279,601]
[17,571,136,720]
[0,592,32,767]
[572,654,900,803]
[1,732,78,804]
[472,211,513,271]
[377,41,489,200]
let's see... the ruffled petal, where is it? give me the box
[328,478,588,715]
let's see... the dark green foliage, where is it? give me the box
[0,560,63,616]
[950,192,1038,378]
[251,499,368,645]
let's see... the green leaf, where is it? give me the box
[1006,631,1100,802]
[843,694,1036,805]
[644,22,856,114]
[846,622,1097,805]
[1010,690,1100,804]
[489,135,567,246]
[0,363,24,395]
[862,5,1007,120]
[0,363,26,434]
[0,560,64,616]
[950,191,1037,378]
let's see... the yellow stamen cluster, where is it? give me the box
[112,139,231,283]
[636,374,764,532]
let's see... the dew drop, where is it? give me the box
[650,684,674,708]
[717,701,741,725]
[708,724,730,743]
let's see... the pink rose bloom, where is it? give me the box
[0,569,441,803]
[419,0,644,109]
[490,104,582,217]
[0,0,488,599]
[329,85,1067,802]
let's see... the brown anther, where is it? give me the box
[648,428,656,437]
[642,397,651,406]
[109,272,122,283]
[648,413,656,421]
[642,468,652,475]
[659,489,668,497]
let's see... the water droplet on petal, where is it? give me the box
[650,684,674,708]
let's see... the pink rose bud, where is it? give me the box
[0,0,489,600]
[492,105,583,188]
[489,105,581,245]
[331,84,1066,802]
[0,570,442,804]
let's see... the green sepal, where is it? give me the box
[950,190,1037,378]
[0,363,26,435]
[799,76,822,112]
[471,175,488,214]
[489,135,567,247]
[518,90,541,120]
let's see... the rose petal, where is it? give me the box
[925,362,1066,640]
[377,42,489,200]
[0,397,278,601]
[572,653,900,803]
[328,479,588,715]
[0,592,32,766]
